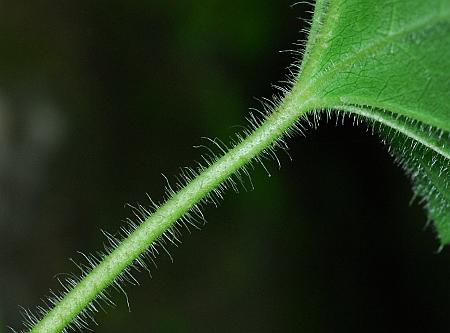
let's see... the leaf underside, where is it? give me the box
[299,0,450,244]
[15,1,450,332]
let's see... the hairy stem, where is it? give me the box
[31,87,315,332]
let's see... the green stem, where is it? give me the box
[31,87,315,333]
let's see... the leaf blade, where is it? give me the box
[298,0,450,243]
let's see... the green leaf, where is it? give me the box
[296,0,450,244]
[19,1,450,332]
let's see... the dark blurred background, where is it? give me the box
[1,1,450,332]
